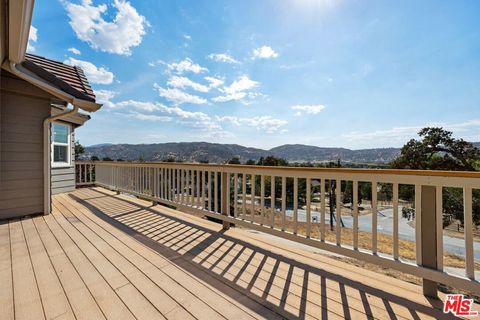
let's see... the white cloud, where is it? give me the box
[65,0,147,55]
[291,104,326,116]
[64,57,114,84]
[123,112,172,122]
[115,100,220,130]
[167,76,210,93]
[27,26,38,53]
[166,58,208,74]
[207,53,239,64]
[204,76,224,88]
[341,119,480,146]
[212,75,259,102]
[68,47,81,55]
[183,34,191,40]
[154,83,207,105]
[252,46,278,60]
[217,116,287,133]
[95,89,117,108]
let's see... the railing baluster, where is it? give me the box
[251,174,256,223]
[271,176,275,228]
[196,170,200,208]
[233,173,238,218]
[202,170,206,210]
[260,175,265,225]
[187,169,191,206]
[464,187,474,280]
[353,180,359,250]
[306,178,311,238]
[214,171,219,213]
[293,177,298,234]
[415,184,422,265]
[281,176,286,231]
[177,169,181,203]
[321,179,326,241]
[242,173,247,219]
[372,181,378,254]
[208,171,213,212]
[393,182,399,259]
[336,179,341,246]
[436,185,443,271]
[226,173,231,217]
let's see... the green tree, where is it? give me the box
[391,127,480,226]
[228,157,241,164]
[74,141,85,159]
[391,127,480,171]
[257,156,288,167]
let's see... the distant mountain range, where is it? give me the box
[83,142,480,164]
[83,142,403,164]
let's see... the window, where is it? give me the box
[52,122,71,167]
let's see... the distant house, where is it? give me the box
[0,0,102,219]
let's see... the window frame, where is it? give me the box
[51,121,72,168]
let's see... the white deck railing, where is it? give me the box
[75,161,95,186]
[83,161,479,295]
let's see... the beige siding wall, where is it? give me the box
[0,72,52,219]
[51,129,76,195]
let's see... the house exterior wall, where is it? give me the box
[51,128,76,195]
[0,71,52,219]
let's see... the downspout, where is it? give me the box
[43,106,79,214]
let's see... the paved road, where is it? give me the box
[284,207,480,260]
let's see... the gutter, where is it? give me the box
[43,106,79,214]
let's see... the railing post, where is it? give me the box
[150,167,158,206]
[221,172,230,230]
[420,185,438,299]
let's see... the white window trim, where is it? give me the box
[51,122,72,168]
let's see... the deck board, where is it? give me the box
[2,187,461,320]
[0,222,14,320]
[9,219,45,320]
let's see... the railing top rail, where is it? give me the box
[76,160,96,164]
[91,160,480,179]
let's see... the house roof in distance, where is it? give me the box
[24,53,96,102]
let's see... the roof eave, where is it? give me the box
[8,0,34,63]
[2,60,102,112]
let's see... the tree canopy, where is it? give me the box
[391,127,480,171]
[390,127,480,226]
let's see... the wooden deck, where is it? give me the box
[0,187,459,320]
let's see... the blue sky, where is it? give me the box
[29,0,480,149]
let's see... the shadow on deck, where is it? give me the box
[66,187,452,320]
